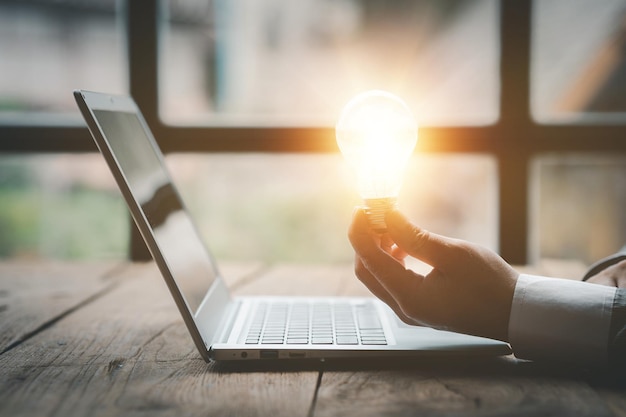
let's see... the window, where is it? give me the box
[0,1,127,260]
[161,0,500,263]
[0,1,126,123]
[531,155,626,264]
[0,155,127,259]
[167,153,497,263]
[532,0,626,122]
[1,0,624,265]
[161,0,499,125]
[529,0,626,262]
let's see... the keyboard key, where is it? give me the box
[261,338,283,345]
[287,338,309,345]
[264,330,285,335]
[360,333,385,338]
[336,336,359,345]
[311,337,333,344]
[361,328,383,334]
[361,340,387,345]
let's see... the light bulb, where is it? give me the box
[336,90,418,232]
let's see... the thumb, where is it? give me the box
[385,209,455,269]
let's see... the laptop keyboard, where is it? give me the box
[244,301,387,345]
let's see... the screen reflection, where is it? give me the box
[93,110,218,312]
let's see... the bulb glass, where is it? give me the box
[336,90,418,230]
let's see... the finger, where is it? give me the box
[385,209,456,270]
[588,275,618,287]
[390,245,408,263]
[349,209,424,313]
[349,209,411,280]
[354,255,415,324]
[612,260,626,288]
[380,233,395,254]
[587,260,626,288]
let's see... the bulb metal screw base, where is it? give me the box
[364,197,397,233]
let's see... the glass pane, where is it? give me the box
[0,155,127,260]
[161,0,499,126]
[532,0,626,123]
[530,155,626,264]
[166,154,497,263]
[0,2,127,123]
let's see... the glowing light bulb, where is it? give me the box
[336,90,418,232]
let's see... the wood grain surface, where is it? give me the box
[0,260,624,417]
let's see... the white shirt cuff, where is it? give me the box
[509,274,617,364]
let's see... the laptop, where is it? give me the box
[74,90,512,362]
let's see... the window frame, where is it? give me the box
[0,0,624,264]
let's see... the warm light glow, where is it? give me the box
[336,90,418,230]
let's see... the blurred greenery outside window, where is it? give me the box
[0,0,624,264]
[0,155,128,259]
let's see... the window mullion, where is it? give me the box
[127,0,161,133]
[127,0,160,261]
[497,0,533,263]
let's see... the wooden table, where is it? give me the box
[1,260,625,417]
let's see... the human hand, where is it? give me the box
[348,208,518,341]
[586,260,626,288]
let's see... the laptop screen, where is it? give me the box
[93,109,219,313]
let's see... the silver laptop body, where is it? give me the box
[74,90,511,362]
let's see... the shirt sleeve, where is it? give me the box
[508,274,617,365]
[609,289,626,367]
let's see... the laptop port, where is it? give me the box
[288,352,306,358]
[260,350,278,359]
